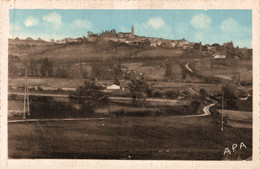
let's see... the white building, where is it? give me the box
[106,84,120,90]
[213,54,226,59]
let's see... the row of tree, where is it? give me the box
[192,41,252,60]
[9,55,53,77]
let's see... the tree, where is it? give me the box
[201,45,208,51]
[193,43,201,50]
[92,63,102,80]
[199,88,208,101]
[41,58,47,76]
[56,66,68,78]
[114,62,122,79]
[128,79,151,106]
[8,54,20,77]
[164,90,178,99]
[48,61,53,77]
[181,69,186,80]
[189,101,201,114]
[40,58,53,77]
[225,41,235,58]
[222,84,236,99]
[165,63,174,81]
[26,37,33,41]
[114,78,120,86]
[29,58,36,76]
[69,81,108,113]
[87,31,94,38]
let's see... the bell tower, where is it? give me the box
[131,25,134,36]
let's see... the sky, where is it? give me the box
[9,9,252,48]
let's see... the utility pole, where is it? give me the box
[23,67,30,118]
[23,68,27,118]
[26,69,30,116]
[221,84,224,132]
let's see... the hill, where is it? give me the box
[8,33,252,82]
[9,38,185,62]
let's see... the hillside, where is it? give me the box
[8,38,185,62]
[8,35,252,83]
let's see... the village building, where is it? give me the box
[176,39,190,47]
[55,39,67,44]
[106,84,120,90]
[212,53,226,59]
[87,34,99,42]
[61,88,77,92]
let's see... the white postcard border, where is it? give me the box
[0,0,259,168]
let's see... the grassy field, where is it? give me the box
[9,77,223,95]
[9,77,87,88]
[8,98,193,120]
[194,58,252,81]
[8,115,252,160]
[9,39,184,62]
[216,109,252,129]
[148,82,222,95]
[9,39,61,58]
[134,48,184,58]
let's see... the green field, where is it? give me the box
[8,115,252,160]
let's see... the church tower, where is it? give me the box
[131,25,134,36]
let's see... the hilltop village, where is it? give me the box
[9,25,252,81]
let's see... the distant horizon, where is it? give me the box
[9,9,252,48]
[9,31,251,49]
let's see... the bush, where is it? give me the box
[164,90,178,99]
[9,94,17,101]
[152,91,163,98]
[29,101,95,119]
[189,101,201,114]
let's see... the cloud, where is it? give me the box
[146,17,165,29]
[9,23,22,31]
[72,19,92,29]
[24,16,39,27]
[174,22,191,40]
[220,18,251,35]
[190,14,211,29]
[219,18,252,45]
[134,17,173,39]
[43,12,62,29]
[220,18,238,32]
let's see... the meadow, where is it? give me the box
[8,115,252,160]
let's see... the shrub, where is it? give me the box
[164,90,178,99]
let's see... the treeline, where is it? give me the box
[9,55,54,77]
[8,54,123,80]
[191,41,252,60]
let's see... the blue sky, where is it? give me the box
[9,9,252,48]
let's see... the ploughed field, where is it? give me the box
[8,115,252,160]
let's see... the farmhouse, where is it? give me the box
[212,53,226,59]
[106,84,120,90]
[61,88,77,92]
